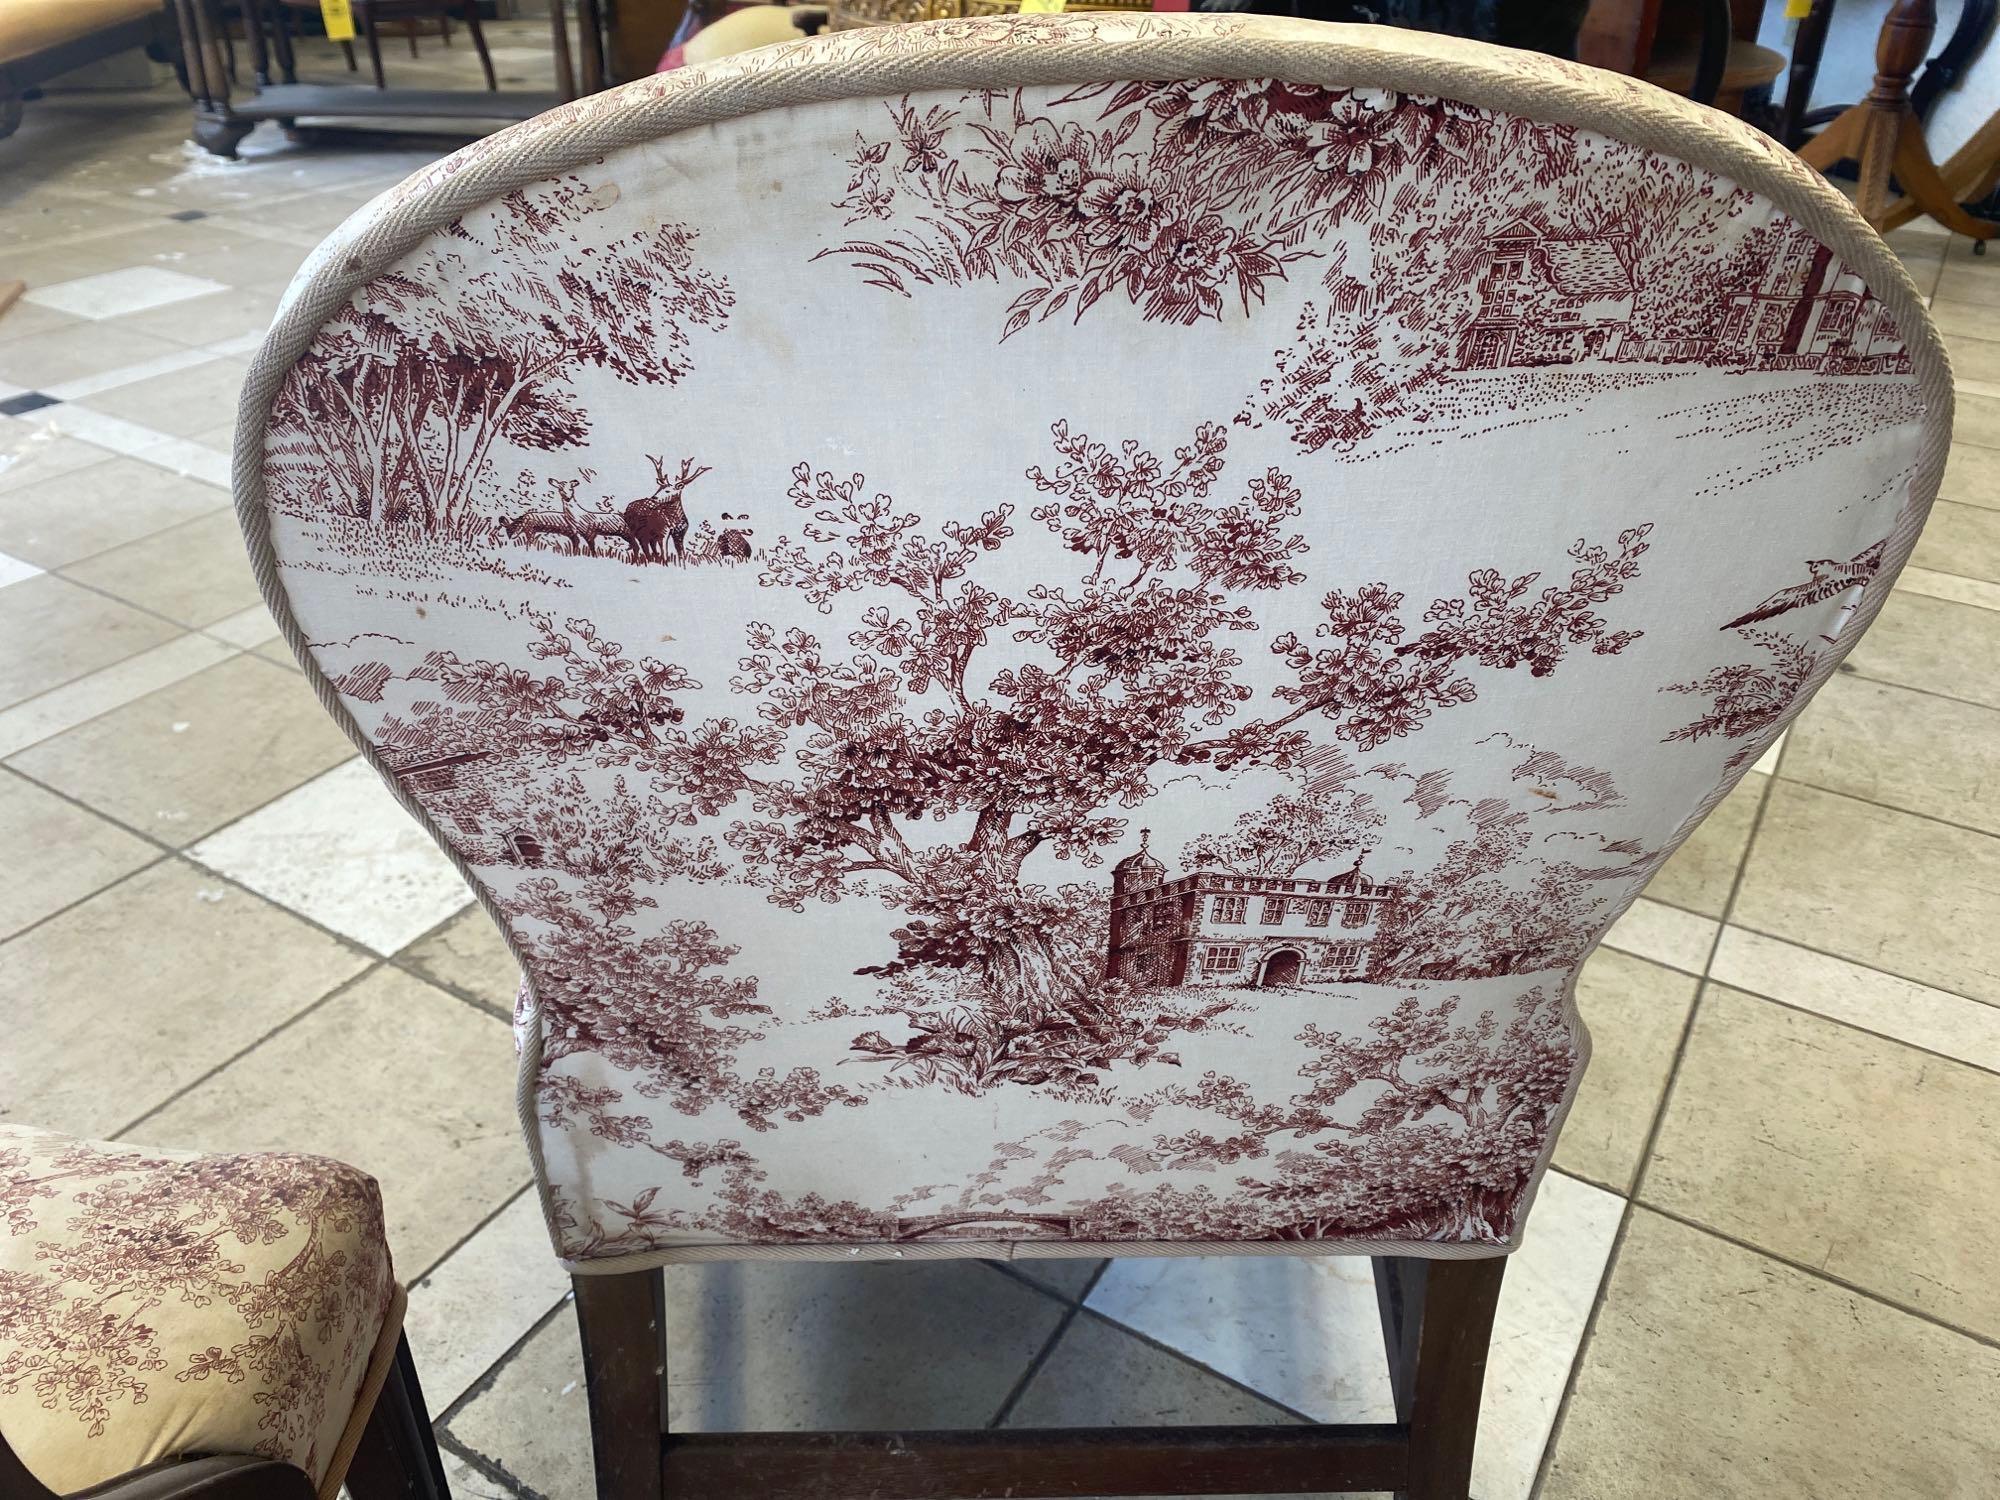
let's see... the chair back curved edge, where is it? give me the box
[229,12,1952,1276]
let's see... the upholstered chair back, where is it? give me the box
[236,14,1947,1272]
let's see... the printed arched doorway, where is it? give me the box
[1258,948,1304,987]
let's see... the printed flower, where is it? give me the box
[1174,78,1271,136]
[1143,210,1241,324]
[1077,158,1166,251]
[1394,92,1488,162]
[995,120,1096,208]
[901,121,948,175]
[1289,89,1399,175]
[839,167,895,223]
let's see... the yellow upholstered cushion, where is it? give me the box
[0,1124,396,1495]
[679,6,811,67]
[0,0,157,68]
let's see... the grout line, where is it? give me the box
[1626,1199,2000,1353]
[115,955,384,1139]
[980,1258,1100,1308]
[1528,766,1778,1499]
[1752,762,2000,846]
[1842,667,2000,718]
[1063,1299,1322,1427]
[0,761,400,963]
[1703,980,2000,1080]
[985,1260,1111,1429]
[384,900,516,1027]
[434,1432,530,1499]
[410,1180,538,1287]
[435,1294,576,1432]
[1719,919,1999,1015]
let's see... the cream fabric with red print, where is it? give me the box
[239,15,1948,1268]
[0,1125,395,1495]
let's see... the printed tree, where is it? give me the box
[269,177,733,532]
[625,419,1653,1087]
[1148,988,1573,1238]
[382,418,1651,1094]
[1179,784,1386,878]
[1663,627,1817,768]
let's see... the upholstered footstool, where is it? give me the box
[0,1124,444,1500]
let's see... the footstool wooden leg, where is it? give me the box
[345,1333,450,1499]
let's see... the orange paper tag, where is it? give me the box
[320,0,356,42]
[1784,0,1812,18]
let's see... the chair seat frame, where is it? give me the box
[574,1255,1505,1500]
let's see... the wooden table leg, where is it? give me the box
[1800,0,2000,241]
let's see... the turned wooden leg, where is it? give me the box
[1800,0,2000,239]
[345,1333,450,1499]
[574,1269,667,1500]
[1374,1256,1506,1500]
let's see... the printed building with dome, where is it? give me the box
[1104,831,1397,990]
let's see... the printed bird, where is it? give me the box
[1720,537,1886,641]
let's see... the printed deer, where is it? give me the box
[503,477,635,557]
[625,456,712,564]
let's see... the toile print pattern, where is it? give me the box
[0,1125,393,1492]
[254,28,1932,1260]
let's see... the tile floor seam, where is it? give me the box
[433,1432,530,1500]
[1840,665,2000,717]
[0,219,168,262]
[1898,552,2000,587]
[1751,768,2000,848]
[385,952,516,1027]
[0,758,186,854]
[1716,977,2000,1078]
[1062,1301,1322,1428]
[437,1428,558,1500]
[0,638,243,761]
[435,1295,579,1433]
[37,556,242,644]
[1525,1204,1640,1500]
[0,762,428,967]
[981,1257,1098,1308]
[986,1259,1112,1429]
[0,769,185,935]
[1528,764,1781,1499]
[410,1181,541,1287]
[178,851,443,969]
[1621,1199,2000,1354]
[113,955,387,1140]
[1718,918,2000,1012]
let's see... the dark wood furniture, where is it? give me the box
[1798,0,2000,243]
[571,1254,1505,1499]
[0,1330,448,1500]
[267,0,497,92]
[173,0,605,156]
[1581,0,1785,113]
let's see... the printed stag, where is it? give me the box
[626,456,712,563]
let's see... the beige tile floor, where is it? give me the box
[3,34,1999,1500]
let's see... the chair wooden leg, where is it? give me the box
[1374,1256,1505,1500]
[344,1332,450,1499]
[574,1269,667,1500]
[460,1,497,91]
[360,6,387,87]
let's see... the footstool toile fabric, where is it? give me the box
[229,10,1949,1495]
[0,1123,421,1499]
